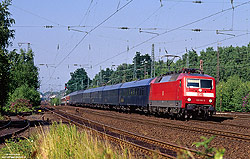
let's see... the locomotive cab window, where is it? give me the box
[187,79,199,88]
[187,78,213,89]
[201,79,213,89]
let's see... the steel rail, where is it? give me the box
[75,108,250,143]
[193,120,250,129]
[0,117,30,143]
[0,118,12,130]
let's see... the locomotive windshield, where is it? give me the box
[187,78,212,89]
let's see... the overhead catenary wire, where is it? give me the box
[174,32,250,56]
[162,0,243,3]
[78,0,95,26]
[11,5,63,26]
[93,0,250,68]
[9,25,250,33]
[44,0,134,86]
[55,0,134,68]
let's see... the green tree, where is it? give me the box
[0,49,9,114]
[133,52,152,80]
[8,49,39,93]
[66,68,91,94]
[93,68,114,86]
[0,0,15,50]
[0,0,14,114]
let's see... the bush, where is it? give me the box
[50,97,60,106]
[9,84,41,107]
[10,98,32,113]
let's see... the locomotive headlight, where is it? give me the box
[209,99,213,103]
[187,98,191,102]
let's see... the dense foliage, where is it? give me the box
[0,0,15,50]
[66,68,91,94]
[216,76,250,112]
[0,0,14,114]
[8,49,39,92]
[9,84,40,107]
[0,49,10,113]
[50,97,61,106]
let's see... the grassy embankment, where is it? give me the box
[0,122,131,159]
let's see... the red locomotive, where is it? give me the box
[149,68,216,119]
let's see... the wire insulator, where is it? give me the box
[193,1,202,3]
[192,29,202,32]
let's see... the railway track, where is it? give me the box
[0,116,30,143]
[45,107,211,158]
[0,117,11,130]
[192,119,250,129]
[216,112,250,120]
[66,107,250,143]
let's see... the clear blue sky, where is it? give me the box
[8,0,250,93]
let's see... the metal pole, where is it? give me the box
[81,80,83,89]
[133,57,136,79]
[151,44,155,78]
[186,48,189,68]
[87,77,89,88]
[100,66,102,86]
[217,46,220,84]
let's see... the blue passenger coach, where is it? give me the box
[119,78,153,108]
[90,86,105,105]
[102,83,123,106]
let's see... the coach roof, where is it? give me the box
[84,86,106,93]
[121,78,154,89]
[68,91,79,96]
[103,83,123,91]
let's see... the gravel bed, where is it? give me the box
[57,106,250,159]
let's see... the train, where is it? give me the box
[61,68,216,120]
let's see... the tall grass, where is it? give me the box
[34,122,131,158]
[1,122,131,159]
